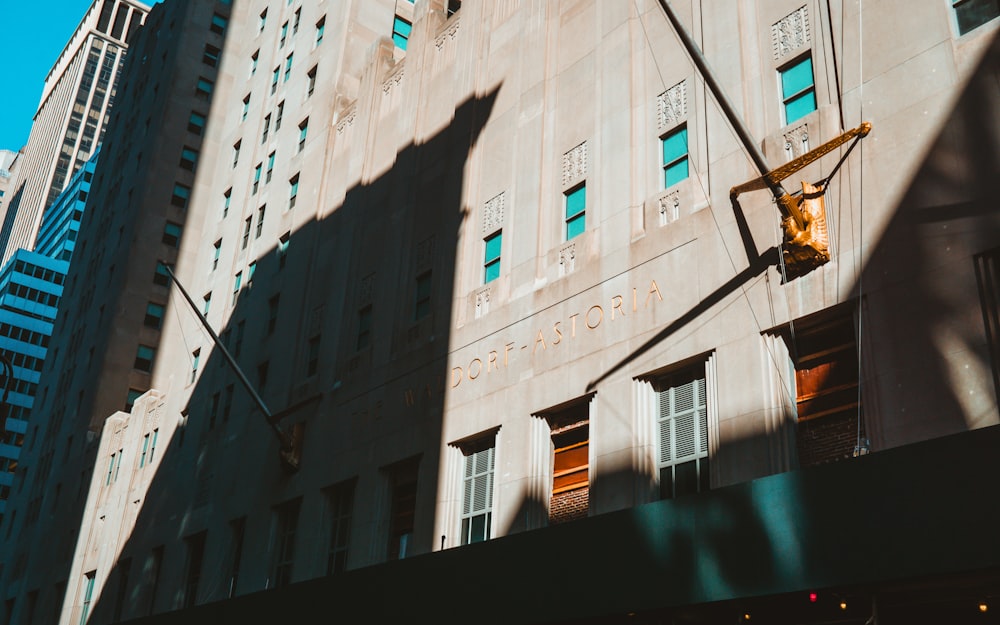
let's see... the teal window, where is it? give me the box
[564,184,586,240]
[258,9,267,32]
[213,239,222,270]
[276,101,284,129]
[293,8,301,33]
[256,205,266,238]
[223,188,231,218]
[233,272,242,305]
[203,292,211,315]
[144,302,165,329]
[243,217,252,249]
[126,388,143,410]
[288,174,299,208]
[392,16,411,50]
[196,77,214,97]
[780,56,816,124]
[266,151,275,182]
[171,183,191,208]
[80,571,96,625]
[284,53,294,82]
[188,111,206,135]
[307,65,317,97]
[140,433,149,468]
[315,16,326,46]
[298,118,309,152]
[210,13,227,35]
[150,429,159,462]
[461,442,495,545]
[483,231,501,283]
[202,44,220,68]
[190,349,200,383]
[271,67,279,94]
[280,21,288,47]
[232,140,241,167]
[415,272,432,320]
[253,163,262,194]
[250,50,258,76]
[953,0,1000,35]
[661,126,689,188]
[135,345,155,372]
[278,232,290,268]
[262,114,271,144]
[162,222,182,247]
[248,261,257,283]
[180,147,198,171]
[154,263,170,286]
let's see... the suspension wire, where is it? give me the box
[855,0,867,455]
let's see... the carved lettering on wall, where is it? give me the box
[562,142,588,187]
[656,80,687,131]
[483,191,505,234]
[772,6,810,61]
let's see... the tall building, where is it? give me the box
[0,0,149,267]
[0,150,18,207]
[4,1,1000,624]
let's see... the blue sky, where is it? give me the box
[0,0,160,151]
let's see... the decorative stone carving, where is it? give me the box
[659,190,680,226]
[475,287,491,318]
[656,80,687,130]
[562,142,588,187]
[434,18,460,50]
[783,123,810,160]
[336,106,357,134]
[772,6,810,61]
[482,191,505,234]
[382,66,404,93]
[559,243,576,275]
[416,236,435,269]
[360,273,375,305]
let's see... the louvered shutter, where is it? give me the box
[461,446,494,544]
[657,374,708,497]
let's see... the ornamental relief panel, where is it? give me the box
[562,142,588,187]
[482,191,505,234]
[772,6,810,61]
[656,80,687,131]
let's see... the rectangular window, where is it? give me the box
[789,313,862,467]
[213,239,222,270]
[293,7,301,33]
[171,183,191,208]
[253,163,262,194]
[275,101,284,130]
[280,21,288,47]
[250,50,259,76]
[242,217,252,249]
[460,441,495,545]
[210,13,228,35]
[278,232,290,268]
[306,65,317,97]
[196,77,214,98]
[232,272,242,305]
[228,517,246,598]
[223,188,231,217]
[154,263,170,286]
[271,67,279,94]
[266,151,275,183]
[183,532,206,608]
[564,184,586,240]
[953,0,1000,35]
[223,384,234,421]
[268,295,280,334]
[661,126,689,188]
[258,8,267,32]
[248,261,256,284]
[325,480,355,574]
[209,393,220,429]
[392,16,412,50]
[483,231,501,283]
[541,399,590,525]
[232,140,241,167]
[188,111,206,135]
[190,349,200,384]
[272,499,301,588]
[144,302,164,329]
[307,335,320,376]
[284,53,294,82]
[357,305,372,350]
[149,429,159,462]
[203,292,211,315]
[315,16,326,46]
[386,457,419,560]
[242,94,251,121]
[140,433,149,468]
[80,571,96,625]
[202,44,221,67]
[135,345,155,372]
[288,174,299,209]
[298,118,309,152]
[262,114,271,144]
[257,360,269,387]
[180,147,198,171]
[256,205,266,238]
[780,55,817,124]
[655,369,709,499]
[414,271,431,320]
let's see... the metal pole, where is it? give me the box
[160,262,290,451]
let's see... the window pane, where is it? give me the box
[955,0,1000,34]
[484,260,500,283]
[566,213,585,240]
[565,186,585,219]
[784,91,817,124]
[781,57,813,99]
[662,127,687,164]
[484,232,501,262]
